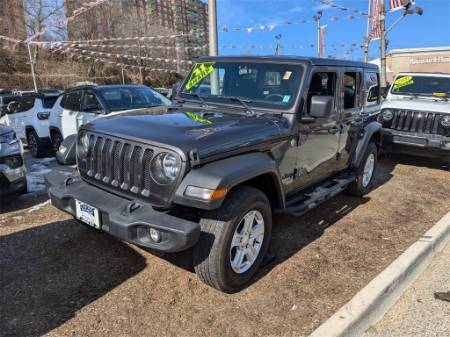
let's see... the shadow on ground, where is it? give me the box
[0,191,49,213]
[0,220,146,337]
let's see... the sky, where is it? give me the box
[214,0,450,60]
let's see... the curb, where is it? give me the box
[309,211,450,337]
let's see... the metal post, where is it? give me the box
[274,34,282,56]
[208,0,218,56]
[364,0,373,62]
[27,43,38,92]
[314,11,322,57]
[121,66,125,84]
[380,0,387,89]
[208,0,219,94]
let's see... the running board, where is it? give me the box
[278,173,355,217]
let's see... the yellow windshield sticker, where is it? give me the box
[393,76,414,90]
[185,111,213,125]
[432,92,447,97]
[185,62,216,91]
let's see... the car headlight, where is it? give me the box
[151,152,180,185]
[382,109,394,121]
[77,131,90,159]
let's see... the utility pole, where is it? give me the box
[27,43,38,92]
[364,0,373,62]
[208,0,219,94]
[379,0,387,89]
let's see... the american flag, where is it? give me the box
[390,0,414,11]
[369,0,381,40]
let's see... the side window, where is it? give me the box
[82,91,101,111]
[365,72,380,105]
[306,72,336,114]
[61,91,82,111]
[343,72,362,110]
[13,96,36,113]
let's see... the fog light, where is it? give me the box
[149,228,161,243]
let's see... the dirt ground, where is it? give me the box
[1,155,449,337]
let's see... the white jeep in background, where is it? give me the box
[380,72,450,166]
[48,83,171,153]
[0,90,60,157]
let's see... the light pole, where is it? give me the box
[380,0,423,89]
[313,10,323,57]
[274,34,282,56]
[208,0,218,56]
[27,43,38,92]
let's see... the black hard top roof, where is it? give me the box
[197,55,378,70]
[65,83,149,93]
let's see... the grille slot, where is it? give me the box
[82,134,156,197]
[389,110,447,135]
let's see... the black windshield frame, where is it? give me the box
[179,61,305,111]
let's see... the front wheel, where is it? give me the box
[193,186,272,293]
[346,142,378,197]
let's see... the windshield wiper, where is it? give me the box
[217,96,256,116]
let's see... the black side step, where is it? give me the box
[277,173,355,217]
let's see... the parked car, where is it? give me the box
[48,84,171,152]
[380,72,450,165]
[46,56,382,292]
[0,90,60,157]
[0,124,27,201]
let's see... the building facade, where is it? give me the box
[371,47,450,82]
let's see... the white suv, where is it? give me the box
[48,84,171,151]
[0,91,60,157]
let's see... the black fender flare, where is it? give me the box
[351,121,382,167]
[174,152,285,210]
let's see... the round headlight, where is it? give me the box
[151,152,180,184]
[77,131,90,159]
[441,115,450,128]
[382,109,394,121]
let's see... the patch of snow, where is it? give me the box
[26,200,51,213]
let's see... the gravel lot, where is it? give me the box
[1,154,449,337]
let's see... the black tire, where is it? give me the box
[27,130,46,158]
[346,142,378,197]
[193,186,272,293]
[51,131,63,153]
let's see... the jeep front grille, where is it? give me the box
[78,132,182,207]
[387,110,449,136]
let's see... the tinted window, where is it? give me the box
[97,86,171,112]
[61,91,82,111]
[9,96,36,113]
[306,72,336,114]
[82,91,101,111]
[42,96,58,109]
[344,72,362,110]
[365,72,380,105]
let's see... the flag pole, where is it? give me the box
[364,0,372,62]
[380,0,387,89]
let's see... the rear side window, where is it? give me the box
[61,91,82,111]
[343,72,362,110]
[9,96,36,113]
[365,72,380,105]
[42,96,58,109]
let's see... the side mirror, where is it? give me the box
[310,95,333,119]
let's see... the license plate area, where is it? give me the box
[75,200,101,229]
[393,135,428,147]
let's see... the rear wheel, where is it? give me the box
[346,142,378,197]
[193,186,272,293]
[27,130,46,158]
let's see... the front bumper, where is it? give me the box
[46,170,200,252]
[382,129,450,159]
[0,162,27,197]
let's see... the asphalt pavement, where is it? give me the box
[364,241,450,337]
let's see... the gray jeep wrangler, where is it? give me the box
[46,56,382,292]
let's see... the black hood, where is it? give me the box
[83,106,290,161]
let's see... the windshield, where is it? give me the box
[391,75,450,97]
[97,86,171,112]
[180,61,303,109]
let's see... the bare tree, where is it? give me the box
[23,0,67,41]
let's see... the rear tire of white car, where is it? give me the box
[27,130,46,158]
[51,132,63,153]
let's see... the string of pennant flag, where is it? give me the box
[319,0,369,17]
[46,42,208,51]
